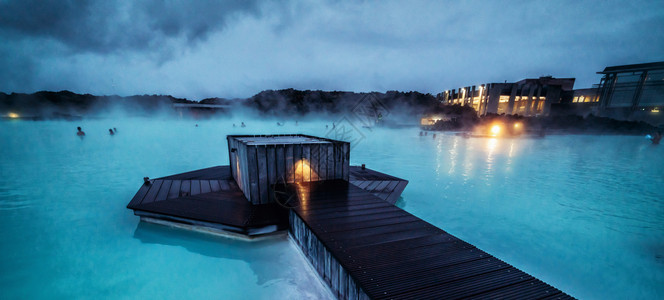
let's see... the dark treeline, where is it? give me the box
[0,89,438,119]
[5,90,658,134]
[0,90,196,118]
[246,89,437,116]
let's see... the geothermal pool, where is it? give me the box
[0,118,663,299]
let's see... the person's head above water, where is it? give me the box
[77,127,82,131]
[109,129,114,135]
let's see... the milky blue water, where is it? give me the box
[1,118,663,299]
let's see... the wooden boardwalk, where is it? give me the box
[288,180,572,300]
[126,165,405,236]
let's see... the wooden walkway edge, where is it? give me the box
[288,180,573,300]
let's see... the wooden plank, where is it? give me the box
[257,146,268,204]
[385,181,408,205]
[127,183,151,208]
[239,143,248,196]
[310,144,319,181]
[141,180,164,204]
[286,144,294,183]
[327,144,335,180]
[302,144,311,182]
[293,144,302,182]
[318,144,327,181]
[191,180,201,195]
[247,146,259,204]
[383,181,399,193]
[334,143,343,179]
[230,138,238,183]
[374,181,390,192]
[180,180,191,197]
[155,180,172,202]
[373,192,391,202]
[167,180,181,199]
[209,180,220,192]
[342,142,349,181]
[276,145,285,182]
[155,166,231,180]
[200,180,211,194]
[357,181,372,189]
[365,180,381,191]
[267,146,276,202]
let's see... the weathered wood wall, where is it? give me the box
[228,135,350,204]
[289,210,368,300]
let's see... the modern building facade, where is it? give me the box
[572,88,600,104]
[596,61,664,125]
[438,76,575,116]
[549,87,600,117]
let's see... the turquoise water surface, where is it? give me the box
[1,118,663,299]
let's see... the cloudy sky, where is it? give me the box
[1,0,663,100]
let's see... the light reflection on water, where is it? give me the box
[352,129,664,300]
[0,118,663,299]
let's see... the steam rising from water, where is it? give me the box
[0,117,663,299]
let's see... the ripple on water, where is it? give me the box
[0,193,33,211]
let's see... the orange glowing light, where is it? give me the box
[514,123,521,128]
[234,154,242,190]
[291,159,317,182]
[7,112,19,118]
[490,125,501,136]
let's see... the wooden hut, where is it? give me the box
[227,134,350,205]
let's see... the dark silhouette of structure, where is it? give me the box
[597,61,664,125]
[438,77,575,116]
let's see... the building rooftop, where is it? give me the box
[598,61,664,74]
[231,134,334,145]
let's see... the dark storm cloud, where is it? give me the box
[0,0,261,53]
[0,0,663,99]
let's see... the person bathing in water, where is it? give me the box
[109,129,115,135]
[651,131,662,145]
[76,127,85,136]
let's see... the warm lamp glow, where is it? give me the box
[292,159,317,182]
[7,112,19,118]
[234,154,242,189]
[490,125,501,136]
[514,123,521,128]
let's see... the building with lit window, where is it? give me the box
[596,61,664,125]
[549,87,600,117]
[572,88,600,104]
[437,76,575,116]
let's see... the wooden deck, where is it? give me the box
[288,180,572,299]
[126,166,288,236]
[126,165,406,236]
[348,167,408,204]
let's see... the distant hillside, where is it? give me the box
[246,88,438,116]
[0,90,196,118]
[1,89,439,119]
